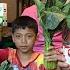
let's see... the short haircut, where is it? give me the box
[11,16,38,35]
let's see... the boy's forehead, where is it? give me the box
[14,27,35,34]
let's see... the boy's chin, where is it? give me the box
[21,50,29,53]
[19,49,28,53]
[18,48,31,53]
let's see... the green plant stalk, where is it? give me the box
[33,0,57,69]
[40,19,57,70]
[45,34,57,70]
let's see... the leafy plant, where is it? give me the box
[0,60,13,70]
[33,0,70,69]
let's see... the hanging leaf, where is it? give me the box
[46,12,65,30]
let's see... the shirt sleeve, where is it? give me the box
[0,48,9,63]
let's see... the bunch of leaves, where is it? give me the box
[0,60,13,70]
[34,0,70,51]
[40,0,70,30]
[33,0,70,69]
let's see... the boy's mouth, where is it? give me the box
[20,46,27,48]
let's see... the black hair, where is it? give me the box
[11,16,38,35]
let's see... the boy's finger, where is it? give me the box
[44,55,57,61]
[44,50,57,56]
[58,48,63,54]
[57,54,66,62]
[44,54,66,62]
[58,61,69,68]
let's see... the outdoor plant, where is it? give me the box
[34,0,70,69]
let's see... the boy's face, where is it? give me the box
[12,27,37,53]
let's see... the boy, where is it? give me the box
[7,16,45,70]
[0,16,69,70]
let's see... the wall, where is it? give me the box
[0,0,17,22]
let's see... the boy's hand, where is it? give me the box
[44,46,58,70]
[44,46,70,70]
[57,49,70,70]
[44,46,58,62]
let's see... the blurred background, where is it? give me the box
[0,0,67,48]
[0,0,47,48]
[0,0,36,48]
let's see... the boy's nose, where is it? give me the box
[21,37,27,44]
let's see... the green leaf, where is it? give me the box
[47,6,61,13]
[62,3,70,15]
[55,0,64,8]
[66,15,70,29]
[46,12,65,30]
[34,0,45,13]
[45,0,64,10]
[0,60,13,70]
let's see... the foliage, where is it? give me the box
[34,0,70,51]
[0,60,13,70]
[33,0,70,69]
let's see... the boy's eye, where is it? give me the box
[27,34,33,38]
[15,35,21,38]
[28,35,32,38]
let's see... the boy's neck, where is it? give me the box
[16,49,34,59]
[16,49,34,66]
